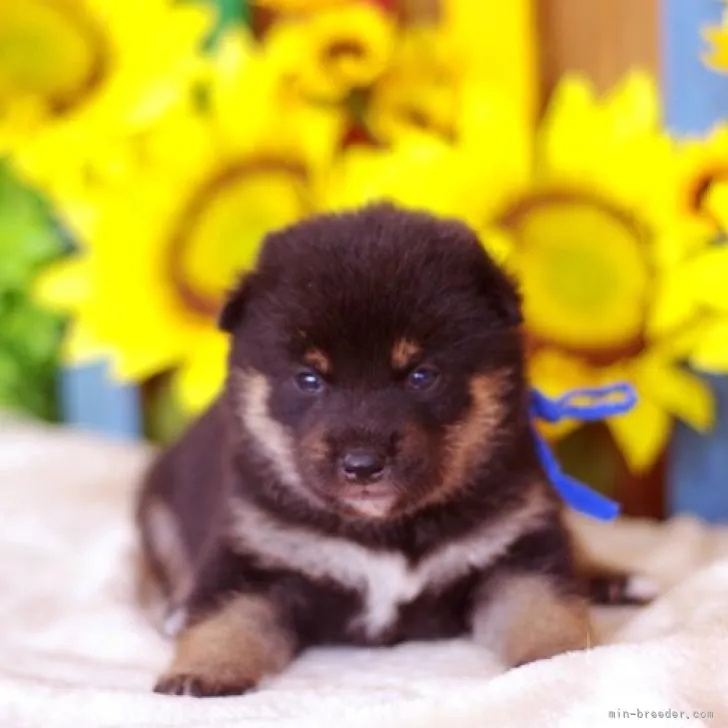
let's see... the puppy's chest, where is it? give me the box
[311,547,457,640]
[273,541,472,640]
[232,509,519,641]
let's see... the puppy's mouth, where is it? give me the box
[337,482,398,519]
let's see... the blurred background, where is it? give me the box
[2,0,728,521]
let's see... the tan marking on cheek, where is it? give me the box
[434,370,512,503]
[156,594,295,695]
[299,423,330,468]
[303,348,331,375]
[472,572,591,667]
[390,420,434,515]
[391,338,422,370]
[232,368,303,489]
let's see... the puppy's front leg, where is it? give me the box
[155,591,296,697]
[471,514,594,667]
[471,570,591,668]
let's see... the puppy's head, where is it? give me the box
[220,203,525,521]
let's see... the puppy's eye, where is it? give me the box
[407,366,440,392]
[295,370,325,394]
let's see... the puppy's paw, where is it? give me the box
[154,671,256,698]
[588,572,659,606]
[153,594,295,698]
[473,572,592,668]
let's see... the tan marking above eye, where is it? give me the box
[391,338,422,370]
[303,348,332,375]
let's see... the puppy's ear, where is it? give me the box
[218,274,255,333]
[478,257,523,327]
[492,272,523,327]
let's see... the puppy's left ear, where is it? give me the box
[478,257,523,327]
[492,271,523,327]
[218,273,256,333]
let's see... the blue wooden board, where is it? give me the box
[60,363,141,439]
[663,0,728,522]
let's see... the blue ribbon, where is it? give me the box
[529,383,638,521]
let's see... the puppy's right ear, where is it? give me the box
[218,273,255,333]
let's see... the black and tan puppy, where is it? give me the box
[136,203,651,697]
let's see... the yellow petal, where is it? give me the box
[539,75,599,183]
[33,256,90,311]
[527,349,595,394]
[683,247,728,313]
[325,136,455,215]
[62,319,113,365]
[705,180,728,231]
[607,397,671,473]
[602,72,660,141]
[690,318,728,371]
[173,330,229,413]
[702,26,728,70]
[442,0,537,123]
[480,227,515,266]
[633,358,714,432]
[647,270,699,336]
[651,319,711,360]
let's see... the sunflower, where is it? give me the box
[2,0,213,197]
[327,72,726,472]
[653,180,728,373]
[364,25,472,144]
[35,29,346,413]
[366,0,536,145]
[645,128,728,362]
[263,1,395,102]
[671,123,728,236]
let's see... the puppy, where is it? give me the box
[136,203,652,698]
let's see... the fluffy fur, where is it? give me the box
[136,203,653,698]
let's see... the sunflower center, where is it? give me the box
[169,161,311,318]
[501,193,651,362]
[0,0,106,112]
[324,39,367,62]
[319,36,375,90]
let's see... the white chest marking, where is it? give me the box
[229,495,548,638]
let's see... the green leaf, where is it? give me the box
[0,161,68,421]
[0,163,68,292]
[202,0,252,51]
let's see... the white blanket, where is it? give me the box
[1,420,727,728]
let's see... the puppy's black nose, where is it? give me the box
[340,449,385,482]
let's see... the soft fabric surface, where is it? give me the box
[1,420,727,728]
